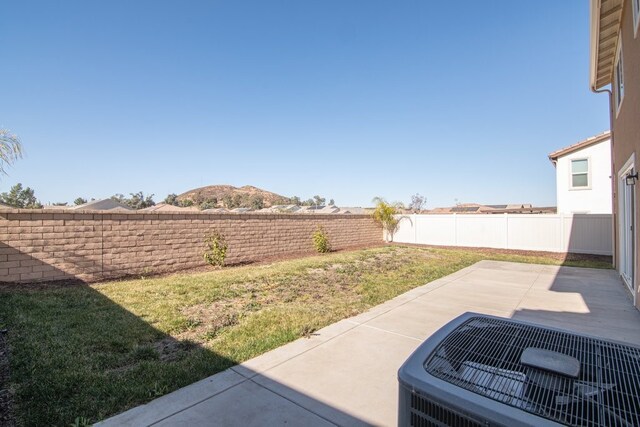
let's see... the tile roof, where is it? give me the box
[548,131,611,162]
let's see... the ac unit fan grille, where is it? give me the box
[424,316,640,427]
[409,393,485,427]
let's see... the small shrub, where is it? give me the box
[312,226,331,253]
[204,230,228,267]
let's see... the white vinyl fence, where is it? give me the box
[391,214,612,255]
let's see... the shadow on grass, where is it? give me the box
[0,247,370,426]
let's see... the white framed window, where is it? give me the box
[570,158,590,189]
[634,0,640,37]
[614,35,624,115]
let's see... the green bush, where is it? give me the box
[312,226,331,253]
[199,198,218,210]
[203,230,228,267]
[163,193,178,206]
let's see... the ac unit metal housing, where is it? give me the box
[398,312,640,427]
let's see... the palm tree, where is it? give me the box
[0,129,23,175]
[371,197,405,242]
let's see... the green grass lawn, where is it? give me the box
[0,246,611,426]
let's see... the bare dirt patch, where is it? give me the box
[151,338,196,362]
[181,301,243,340]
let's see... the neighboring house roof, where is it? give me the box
[507,204,532,209]
[202,208,229,213]
[429,204,488,214]
[427,203,550,215]
[485,204,532,210]
[140,203,199,212]
[42,205,70,209]
[0,202,13,209]
[337,207,367,214]
[316,206,341,214]
[72,199,134,211]
[589,0,624,90]
[548,131,611,164]
[255,205,366,214]
[295,206,316,213]
[259,205,301,213]
[451,206,481,213]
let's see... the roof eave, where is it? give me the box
[548,131,612,161]
[589,0,624,91]
[589,0,601,91]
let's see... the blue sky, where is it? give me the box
[1,1,609,208]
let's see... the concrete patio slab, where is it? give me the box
[472,260,545,272]
[253,325,420,426]
[231,319,359,379]
[454,268,541,285]
[99,260,640,427]
[95,369,246,426]
[153,379,336,427]
[362,298,512,341]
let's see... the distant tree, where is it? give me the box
[222,195,234,209]
[329,199,335,206]
[74,197,87,206]
[249,195,264,210]
[302,198,314,206]
[0,129,23,176]
[52,202,68,206]
[111,194,125,204]
[199,197,218,210]
[0,183,43,208]
[191,193,205,206]
[289,196,301,206]
[272,197,289,206]
[408,193,426,212]
[179,199,194,207]
[371,197,403,242]
[164,193,179,206]
[112,192,155,210]
[313,195,326,206]
[130,192,155,209]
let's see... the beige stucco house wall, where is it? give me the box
[590,0,640,307]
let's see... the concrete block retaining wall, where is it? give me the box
[0,210,381,283]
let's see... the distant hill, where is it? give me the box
[177,185,289,209]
